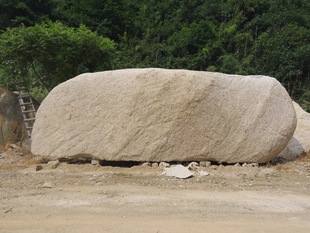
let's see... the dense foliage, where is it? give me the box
[0,21,115,100]
[0,0,309,111]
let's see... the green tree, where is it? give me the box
[0,0,55,30]
[51,0,139,41]
[0,0,309,110]
[0,21,116,96]
[253,24,310,97]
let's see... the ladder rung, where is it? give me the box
[19,102,33,106]
[17,94,31,99]
[22,109,36,113]
[13,87,36,139]
[24,118,35,122]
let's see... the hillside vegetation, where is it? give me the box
[0,0,309,110]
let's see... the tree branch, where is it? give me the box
[31,62,51,91]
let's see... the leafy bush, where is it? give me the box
[0,21,116,92]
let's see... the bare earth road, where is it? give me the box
[1,147,310,233]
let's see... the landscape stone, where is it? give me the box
[0,87,27,146]
[31,68,296,163]
[276,102,310,162]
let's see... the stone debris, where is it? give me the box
[159,162,170,168]
[35,165,43,171]
[162,164,210,179]
[163,165,193,179]
[242,163,260,167]
[141,162,151,167]
[10,144,20,149]
[199,161,211,167]
[198,170,210,177]
[91,159,100,165]
[188,162,199,171]
[47,160,60,169]
[151,162,159,167]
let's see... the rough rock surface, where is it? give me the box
[276,102,310,162]
[31,68,296,163]
[0,87,26,146]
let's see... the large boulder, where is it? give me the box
[276,101,310,162]
[31,68,296,163]
[0,87,27,147]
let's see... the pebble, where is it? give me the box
[35,165,43,171]
[188,162,199,171]
[159,162,170,168]
[199,161,211,167]
[91,159,100,165]
[10,144,20,149]
[151,162,159,167]
[47,160,60,169]
[141,162,151,167]
[242,163,259,167]
[198,170,210,177]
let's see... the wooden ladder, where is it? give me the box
[13,83,36,138]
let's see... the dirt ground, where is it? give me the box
[0,146,310,233]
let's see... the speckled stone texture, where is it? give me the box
[31,68,296,163]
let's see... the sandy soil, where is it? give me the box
[1,146,310,233]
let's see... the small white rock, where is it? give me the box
[141,162,151,167]
[198,170,210,177]
[159,162,170,168]
[199,161,211,167]
[163,165,193,179]
[10,144,20,149]
[151,162,159,167]
[91,159,100,165]
[188,162,199,171]
[47,160,60,169]
[242,163,258,167]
